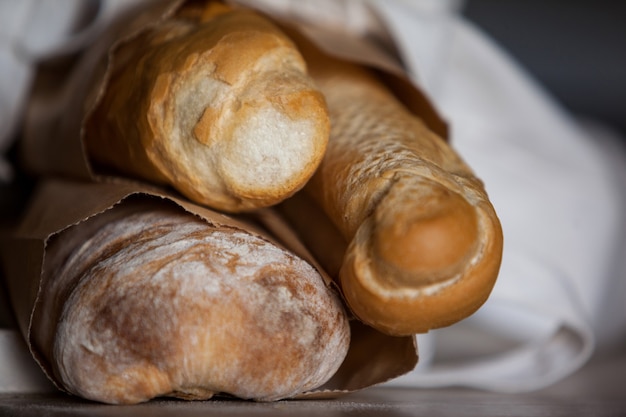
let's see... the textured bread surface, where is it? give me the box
[33,199,350,404]
[84,3,329,212]
[285,40,503,335]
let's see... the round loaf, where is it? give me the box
[34,199,350,404]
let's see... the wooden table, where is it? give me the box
[2,348,624,417]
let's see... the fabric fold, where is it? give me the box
[375,0,625,392]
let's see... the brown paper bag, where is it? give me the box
[4,0,451,399]
[0,177,418,398]
[21,0,447,182]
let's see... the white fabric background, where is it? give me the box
[1,0,625,393]
[373,0,626,391]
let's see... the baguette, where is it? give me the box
[84,2,329,212]
[281,35,503,335]
[31,198,350,404]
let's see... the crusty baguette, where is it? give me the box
[32,198,350,404]
[280,36,503,336]
[84,2,329,212]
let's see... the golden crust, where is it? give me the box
[84,4,329,212]
[288,43,503,335]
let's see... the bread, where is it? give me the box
[83,2,329,212]
[31,198,350,404]
[280,37,503,336]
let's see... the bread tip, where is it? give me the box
[371,179,480,287]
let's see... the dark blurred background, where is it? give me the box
[462,0,626,138]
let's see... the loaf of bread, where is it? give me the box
[280,35,503,336]
[83,2,329,212]
[31,198,350,404]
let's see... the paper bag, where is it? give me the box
[3,0,452,399]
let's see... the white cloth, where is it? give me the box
[373,0,626,391]
[0,329,55,393]
[1,0,625,394]
[0,0,146,182]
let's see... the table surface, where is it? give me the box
[2,348,625,417]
